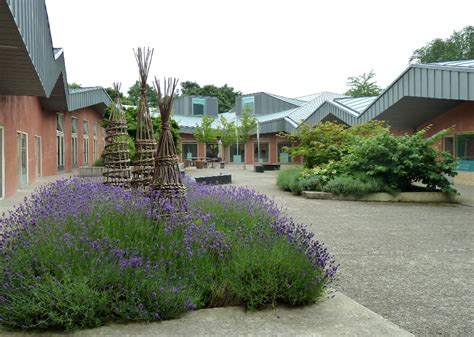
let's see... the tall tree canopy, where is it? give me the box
[180,81,242,113]
[410,26,474,64]
[344,70,382,97]
[127,80,157,107]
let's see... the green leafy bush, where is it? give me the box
[280,121,388,168]
[322,176,383,196]
[93,157,104,167]
[297,175,325,192]
[276,167,303,192]
[338,128,458,193]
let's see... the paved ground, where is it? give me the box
[1,167,472,336]
[189,165,474,336]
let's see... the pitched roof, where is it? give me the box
[0,0,111,113]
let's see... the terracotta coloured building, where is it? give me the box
[0,0,111,199]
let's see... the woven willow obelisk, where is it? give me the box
[103,83,131,187]
[131,47,157,190]
[152,77,186,207]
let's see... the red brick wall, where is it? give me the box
[0,95,104,199]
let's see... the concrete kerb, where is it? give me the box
[0,293,413,336]
[302,191,458,203]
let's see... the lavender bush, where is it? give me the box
[0,177,337,330]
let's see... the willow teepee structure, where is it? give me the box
[131,47,157,190]
[152,77,186,207]
[103,83,131,187]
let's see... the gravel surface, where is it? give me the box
[189,166,474,336]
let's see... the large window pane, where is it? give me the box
[278,142,292,163]
[192,98,206,116]
[254,142,269,163]
[443,136,454,156]
[182,143,197,160]
[230,144,245,163]
[57,114,64,132]
[456,133,474,159]
[242,96,255,114]
[71,117,78,134]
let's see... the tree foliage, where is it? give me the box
[410,26,474,63]
[180,81,242,113]
[194,115,218,145]
[237,108,257,144]
[281,121,388,168]
[68,82,82,89]
[127,81,157,107]
[217,115,237,149]
[344,70,382,97]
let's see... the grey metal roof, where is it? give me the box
[265,93,306,107]
[334,96,377,114]
[426,60,474,68]
[288,92,346,123]
[303,60,474,129]
[295,93,322,102]
[0,0,111,113]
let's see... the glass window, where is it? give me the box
[230,144,245,163]
[278,142,292,163]
[254,142,269,163]
[242,96,255,114]
[83,121,89,136]
[443,136,454,156]
[57,114,64,132]
[192,98,206,116]
[182,143,198,161]
[456,133,474,160]
[93,123,98,137]
[71,117,78,134]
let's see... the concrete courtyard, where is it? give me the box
[188,165,474,336]
[0,166,472,336]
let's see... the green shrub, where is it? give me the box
[280,121,388,168]
[93,157,104,167]
[225,237,324,309]
[338,128,458,193]
[322,176,383,196]
[276,167,303,192]
[297,174,325,192]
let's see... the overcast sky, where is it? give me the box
[45,0,473,98]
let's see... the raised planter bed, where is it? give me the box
[262,164,281,171]
[195,174,232,185]
[302,191,458,203]
[254,165,264,173]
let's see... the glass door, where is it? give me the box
[57,133,64,171]
[17,132,28,188]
